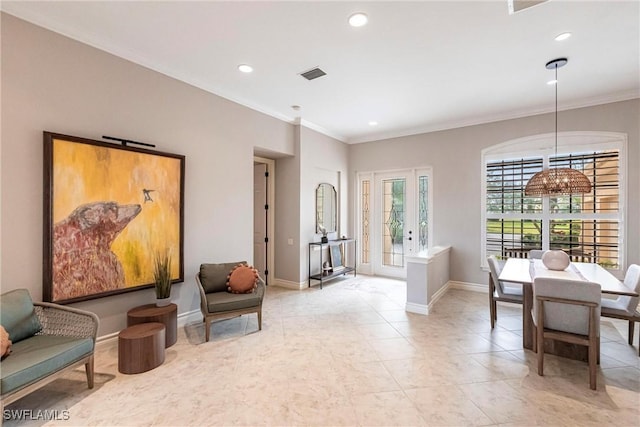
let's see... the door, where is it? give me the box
[367,169,431,278]
[375,171,415,277]
[253,163,267,282]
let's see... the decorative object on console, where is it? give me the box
[43,132,185,304]
[318,224,329,243]
[330,244,344,271]
[541,249,571,271]
[322,261,332,276]
[524,58,592,196]
[154,249,172,306]
[227,263,259,294]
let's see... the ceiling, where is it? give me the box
[2,1,638,144]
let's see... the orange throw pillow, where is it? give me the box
[227,264,259,294]
[0,325,12,359]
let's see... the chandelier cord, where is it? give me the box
[554,64,558,158]
[524,57,592,196]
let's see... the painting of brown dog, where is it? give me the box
[43,132,185,303]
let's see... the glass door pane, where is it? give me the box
[418,175,429,253]
[383,178,405,268]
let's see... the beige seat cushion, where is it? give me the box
[205,291,261,313]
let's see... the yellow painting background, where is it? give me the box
[53,138,181,287]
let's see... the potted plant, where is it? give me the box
[153,250,172,306]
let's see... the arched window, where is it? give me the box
[481,132,626,274]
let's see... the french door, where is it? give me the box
[359,168,431,278]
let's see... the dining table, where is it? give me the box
[497,258,638,361]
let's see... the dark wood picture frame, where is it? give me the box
[43,132,185,303]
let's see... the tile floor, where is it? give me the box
[4,275,640,426]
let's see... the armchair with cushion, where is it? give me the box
[195,262,265,342]
[1,289,99,406]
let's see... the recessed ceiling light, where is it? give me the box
[348,12,368,27]
[238,64,253,73]
[555,32,572,41]
[368,121,378,126]
[547,79,557,85]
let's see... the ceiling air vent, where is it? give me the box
[300,67,326,81]
[508,0,548,14]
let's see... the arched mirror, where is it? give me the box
[316,183,337,236]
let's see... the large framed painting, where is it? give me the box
[43,132,185,304]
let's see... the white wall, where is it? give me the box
[0,13,296,335]
[350,99,640,286]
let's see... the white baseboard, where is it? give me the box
[428,281,451,308]
[271,278,307,289]
[405,280,454,316]
[448,280,486,293]
[179,309,202,326]
[96,332,118,344]
[405,302,429,315]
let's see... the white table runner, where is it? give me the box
[530,259,587,282]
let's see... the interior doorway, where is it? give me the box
[253,156,275,285]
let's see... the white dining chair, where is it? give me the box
[532,277,601,390]
[600,264,640,356]
[487,255,523,329]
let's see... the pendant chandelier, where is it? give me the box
[524,58,592,196]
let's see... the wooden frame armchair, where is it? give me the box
[1,289,99,406]
[195,262,264,342]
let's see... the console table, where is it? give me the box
[308,239,356,289]
[127,303,177,348]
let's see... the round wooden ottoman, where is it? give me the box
[127,303,177,348]
[118,322,166,374]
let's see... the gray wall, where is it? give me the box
[274,125,349,285]
[299,126,349,283]
[1,13,297,335]
[274,127,302,284]
[349,99,640,286]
